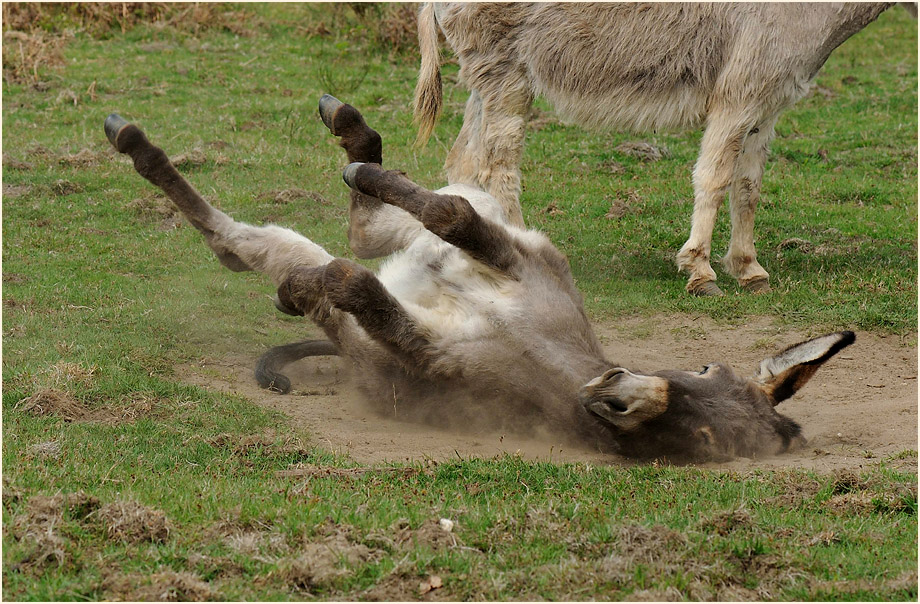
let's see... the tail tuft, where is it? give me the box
[413,3,443,148]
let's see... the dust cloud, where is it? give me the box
[180,314,917,471]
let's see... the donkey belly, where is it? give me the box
[538,83,710,133]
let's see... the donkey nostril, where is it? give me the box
[605,398,629,413]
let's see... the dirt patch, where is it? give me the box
[176,315,918,471]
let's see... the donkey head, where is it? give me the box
[578,331,854,460]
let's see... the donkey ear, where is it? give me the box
[753,331,855,405]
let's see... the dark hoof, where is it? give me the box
[343,162,363,189]
[319,94,345,134]
[104,113,130,147]
[688,281,724,297]
[272,293,302,316]
[742,277,771,294]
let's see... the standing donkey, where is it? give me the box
[105,97,854,461]
[414,2,905,295]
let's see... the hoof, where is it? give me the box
[104,113,130,147]
[272,294,302,316]
[742,277,771,294]
[319,94,345,134]
[688,280,724,297]
[343,162,363,189]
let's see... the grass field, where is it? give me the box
[2,3,917,600]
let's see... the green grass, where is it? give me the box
[3,4,917,600]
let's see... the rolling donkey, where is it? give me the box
[104,96,854,461]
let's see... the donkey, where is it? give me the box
[414,2,904,296]
[104,96,854,461]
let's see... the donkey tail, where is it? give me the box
[413,2,442,148]
[255,339,339,394]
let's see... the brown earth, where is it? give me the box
[179,314,918,472]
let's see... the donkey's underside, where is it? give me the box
[104,97,610,440]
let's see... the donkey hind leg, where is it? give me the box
[445,89,484,188]
[721,117,778,293]
[676,110,755,296]
[479,82,533,227]
[473,83,534,228]
[282,259,441,376]
[105,114,333,286]
[317,94,425,259]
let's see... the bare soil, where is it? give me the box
[179,315,918,472]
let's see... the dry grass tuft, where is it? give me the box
[616,523,687,563]
[10,492,101,570]
[280,531,376,591]
[371,3,419,54]
[206,430,313,457]
[103,570,215,602]
[128,194,180,220]
[698,507,753,536]
[345,3,419,54]
[2,3,254,37]
[9,492,171,572]
[257,188,328,205]
[59,148,108,167]
[96,501,171,543]
[2,29,70,85]
[2,3,261,84]
[45,360,98,389]
[16,388,87,421]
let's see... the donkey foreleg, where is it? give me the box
[721,117,777,293]
[343,162,522,275]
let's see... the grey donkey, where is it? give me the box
[414,2,911,295]
[104,96,855,461]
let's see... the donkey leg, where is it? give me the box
[444,90,484,188]
[344,162,521,275]
[280,259,438,374]
[105,114,333,286]
[475,84,533,227]
[318,95,424,259]
[676,110,754,296]
[721,117,778,293]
